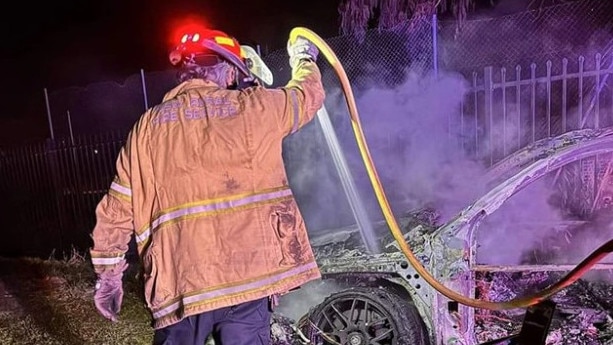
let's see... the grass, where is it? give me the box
[0,251,154,345]
[8,250,611,345]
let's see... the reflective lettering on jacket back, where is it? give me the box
[152,97,239,125]
[185,96,238,120]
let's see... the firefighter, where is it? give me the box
[89,27,324,345]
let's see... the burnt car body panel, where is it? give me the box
[307,127,613,344]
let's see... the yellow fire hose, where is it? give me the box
[289,27,613,310]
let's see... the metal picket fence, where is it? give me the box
[457,45,613,166]
[0,132,126,257]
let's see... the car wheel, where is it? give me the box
[301,286,430,345]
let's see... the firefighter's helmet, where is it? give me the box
[169,29,246,67]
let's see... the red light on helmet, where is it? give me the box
[180,33,201,44]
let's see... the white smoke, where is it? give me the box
[284,38,613,274]
[274,280,345,322]
[476,178,566,265]
[348,70,489,222]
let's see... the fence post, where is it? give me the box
[432,14,438,78]
[44,88,55,141]
[46,142,65,256]
[515,66,522,152]
[578,56,585,129]
[140,69,149,111]
[473,72,479,158]
[594,53,601,129]
[546,61,552,137]
[562,59,568,132]
[530,63,537,142]
[501,68,507,156]
[67,111,75,145]
[484,66,494,166]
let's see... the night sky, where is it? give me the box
[0,0,340,145]
[0,0,559,146]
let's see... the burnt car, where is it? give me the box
[275,127,613,345]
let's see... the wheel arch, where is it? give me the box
[319,271,435,341]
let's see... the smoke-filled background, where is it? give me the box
[280,1,613,272]
[284,66,613,265]
[276,67,495,320]
[282,69,488,231]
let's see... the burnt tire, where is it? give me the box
[301,287,430,345]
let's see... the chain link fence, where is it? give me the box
[439,0,612,75]
[265,19,435,90]
[40,0,612,144]
[39,0,612,144]
[45,70,178,139]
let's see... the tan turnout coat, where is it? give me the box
[90,60,325,329]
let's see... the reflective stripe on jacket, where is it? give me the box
[90,60,325,329]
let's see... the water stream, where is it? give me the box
[316,106,380,253]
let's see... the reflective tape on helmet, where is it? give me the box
[215,36,235,47]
